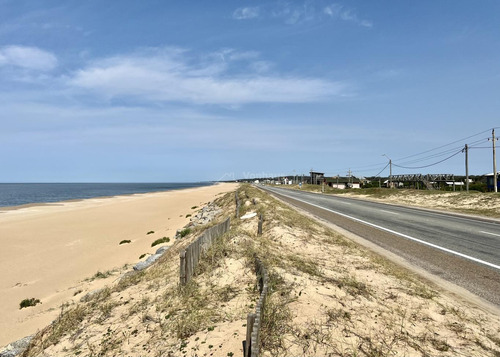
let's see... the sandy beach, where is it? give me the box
[0,183,238,347]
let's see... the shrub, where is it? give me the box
[93,271,112,279]
[139,253,146,259]
[179,228,191,238]
[191,206,198,209]
[469,182,487,192]
[151,237,170,247]
[119,240,131,245]
[20,298,41,309]
[147,231,155,235]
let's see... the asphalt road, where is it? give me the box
[260,185,500,306]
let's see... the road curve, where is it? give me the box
[260,185,500,307]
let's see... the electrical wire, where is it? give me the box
[393,128,493,162]
[340,127,497,177]
[395,137,489,167]
[373,162,390,177]
[393,149,463,169]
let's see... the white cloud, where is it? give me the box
[0,45,57,71]
[233,7,260,20]
[323,4,342,17]
[324,3,372,27]
[233,2,372,27]
[250,61,273,74]
[69,48,346,105]
[272,2,317,25]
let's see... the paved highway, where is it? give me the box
[261,186,500,306]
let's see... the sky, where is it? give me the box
[1,0,499,182]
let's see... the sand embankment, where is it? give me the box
[0,183,238,347]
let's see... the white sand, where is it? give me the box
[0,183,238,347]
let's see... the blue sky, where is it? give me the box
[1,1,499,182]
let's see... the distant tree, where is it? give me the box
[469,182,487,192]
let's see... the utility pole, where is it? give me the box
[389,159,392,188]
[383,154,392,188]
[464,144,469,193]
[493,129,498,193]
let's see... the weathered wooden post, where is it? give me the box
[179,250,186,285]
[244,313,256,357]
[257,214,263,236]
[235,191,240,218]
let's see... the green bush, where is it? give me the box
[151,237,170,247]
[119,240,131,245]
[139,253,146,259]
[469,182,487,192]
[20,298,41,309]
[146,231,155,235]
[179,228,191,238]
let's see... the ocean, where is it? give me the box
[0,182,213,208]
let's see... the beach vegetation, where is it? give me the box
[139,253,147,259]
[119,239,131,245]
[19,298,41,309]
[179,228,191,238]
[151,237,170,247]
[191,206,198,209]
[85,270,113,282]
[20,184,500,357]
[186,214,191,218]
[147,230,155,235]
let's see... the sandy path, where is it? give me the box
[0,183,238,347]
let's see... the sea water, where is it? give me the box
[0,182,213,208]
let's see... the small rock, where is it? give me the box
[240,212,257,220]
[133,246,170,271]
[0,335,33,357]
[155,246,169,255]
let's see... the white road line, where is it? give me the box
[273,190,500,271]
[380,209,399,215]
[480,231,500,238]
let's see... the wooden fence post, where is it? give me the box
[179,251,186,285]
[257,214,263,236]
[235,192,240,218]
[180,217,231,286]
[244,313,256,357]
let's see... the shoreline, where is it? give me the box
[0,182,238,347]
[0,182,217,211]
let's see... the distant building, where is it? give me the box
[326,176,361,189]
[310,171,324,185]
[485,172,500,191]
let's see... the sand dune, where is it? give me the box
[0,183,238,347]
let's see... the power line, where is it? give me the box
[393,128,493,163]
[373,162,390,177]
[393,149,463,169]
[329,127,498,177]
[370,132,492,174]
